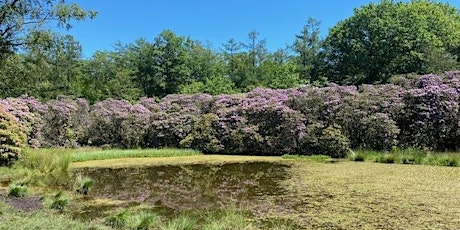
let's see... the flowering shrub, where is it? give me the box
[41,97,90,147]
[0,96,47,148]
[398,75,460,150]
[3,73,460,157]
[0,106,26,166]
[87,99,151,148]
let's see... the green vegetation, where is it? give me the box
[2,1,459,99]
[350,148,460,167]
[104,208,255,230]
[282,154,335,163]
[1,153,459,229]
[11,149,72,188]
[70,148,202,162]
[7,184,28,197]
[75,177,94,195]
[0,204,108,230]
[49,192,69,210]
[0,106,26,166]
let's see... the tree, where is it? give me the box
[222,38,242,83]
[324,0,460,84]
[79,49,141,103]
[132,30,191,97]
[15,33,83,99]
[0,0,96,59]
[292,18,323,82]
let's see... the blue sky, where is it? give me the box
[68,0,460,58]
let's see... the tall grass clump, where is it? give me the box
[349,148,459,167]
[105,209,160,230]
[75,176,94,195]
[49,192,69,210]
[13,149,71,188]
[8,184,28,197]
[163,214,197,230]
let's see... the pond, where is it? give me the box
[73,161,291,211]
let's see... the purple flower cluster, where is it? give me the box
[2,73,460,157]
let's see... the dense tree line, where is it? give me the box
[1,0,460,102]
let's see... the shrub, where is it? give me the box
[0,106,26,166]
[300,123,350,158]
[0,96,47,148]
[41,97,90,147]
[376,154,397,164]
[398,75,460,150]
[180,113,223,153]
[145,111,197,148]
[87,99,151,148]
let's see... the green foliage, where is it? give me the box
[13,149,71,188]
[49,192,69,210]
[0,106,26,166]
[8,184,28,197]
[180,113,223,153]
[0,0,96,58]
[350,148,460,167]
[78,48,142,103]
[105,209,159,230]
[302,124,350,158]
[0,210,108,230]
[163,215,197,230]
[132,30,193,97]
[325,0,460,84]
[70,148,202,162]
[76,177,94,195]
[292,17,324,82]
[282,154,334,163]
[180,75,237,95]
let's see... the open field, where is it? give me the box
[1,153,460,229]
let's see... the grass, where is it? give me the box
[69,148,202,162]
[0,206,109,230]
[350,148,460,167]
[282,154,336,163]
[8,184,28,197]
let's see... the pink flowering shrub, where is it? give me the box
[398,75,460,150]
[3,72,460,156]
[87,99,151,148]
[143,94,213,148]
[41,97,90,147]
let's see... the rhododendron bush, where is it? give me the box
[2,72,460,162]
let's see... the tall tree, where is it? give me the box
[324,0,460,84]
[23,33,82,98]
[132,30,191,97]
[292,18,323,82]
[0,0,96,59]
[222,38,242,84]
[79,48,140,103]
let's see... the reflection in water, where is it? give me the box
[74,162,290,210]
